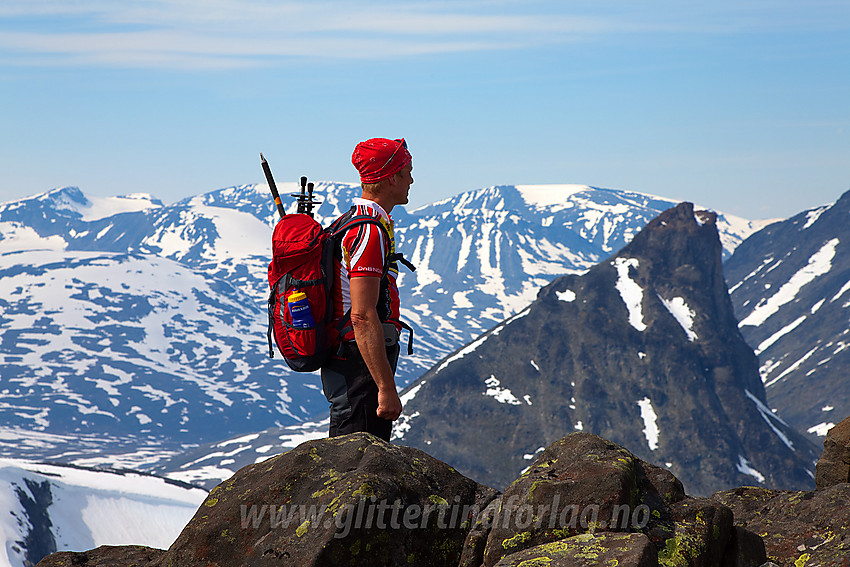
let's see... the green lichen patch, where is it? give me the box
[658,532,706,567]
[295,519,311,538]
[517,558,553,567]
[352,482,375,499]
[502,530,533,551]
[429,494,449,507]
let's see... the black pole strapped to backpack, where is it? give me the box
[260,153,286,218]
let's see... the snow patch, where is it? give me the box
[77,194,161,222]
[452,291,474,309]
[400,382,425,405]
[802,205,829,230]
[831,279,850,303]
[515,184,590,209]
[0,459,206,559]
[659,296,698,341]
[612,258,646,331]
[807,422,835,437]
[745,390,794,451]
[764,346,820,388]
[636,397,660,451]
[556,289,576,302]
[739,238,840,327]
[0,222,67,252]
[736,456,765,484]
[483,375,522,405]
[754,316,807,356]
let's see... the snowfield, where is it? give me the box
[0,459,206,567]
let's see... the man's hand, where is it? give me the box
[377,388,403,421]
[350,275,402,422]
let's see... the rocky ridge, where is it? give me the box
[36,418,850,567]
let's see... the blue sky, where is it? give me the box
[1,1,848,219]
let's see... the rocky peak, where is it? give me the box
[396,202,818,495]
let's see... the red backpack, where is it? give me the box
[266,208,412,372]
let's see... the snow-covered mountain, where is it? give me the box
[0,459,206,567]
[0,183,763,473]
[0,249,328,460]
[725,189,850,442]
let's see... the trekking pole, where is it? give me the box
[296,177,308,214]
[260,153,286,218]
[291,176,321,218]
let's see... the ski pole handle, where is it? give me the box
[260,153,286,218]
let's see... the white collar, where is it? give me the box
[353,197,391,224]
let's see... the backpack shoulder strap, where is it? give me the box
[334,210,417,274]
[329,208,409,272]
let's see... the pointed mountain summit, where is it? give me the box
[395,202,818,495]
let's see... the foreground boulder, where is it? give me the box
[815,417,850,489]
[155,432,498,567]
[712,485,850,567]
[464,432,764,567]
[492,532,658,567]
[36,545,164,566]
[712,419,850,567]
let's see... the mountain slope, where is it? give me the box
[0,459,206,567]
[393,202,818,495]
[0,249,329,459]
[726,188,850,441]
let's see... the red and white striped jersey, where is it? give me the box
[330,198,401,342]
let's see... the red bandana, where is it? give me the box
[351,138,411,184]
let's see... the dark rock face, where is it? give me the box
[154,433,498,567]
[35,545,164,567]
[397,202,818,495]
[721,527,768,567]
[815,417,850,489]
[712,484,850,566]
[725,189,850,442]
[14,479,56,566]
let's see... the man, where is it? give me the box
[321,138,414,441]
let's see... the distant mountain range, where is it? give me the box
[151,190,850,493]
[0,183,763,470]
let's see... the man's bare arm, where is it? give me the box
[349,276,402,421]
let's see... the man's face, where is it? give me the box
[388,164,413,207]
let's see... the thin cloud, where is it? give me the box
[1,0,847,70]
[0,3,601,69]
